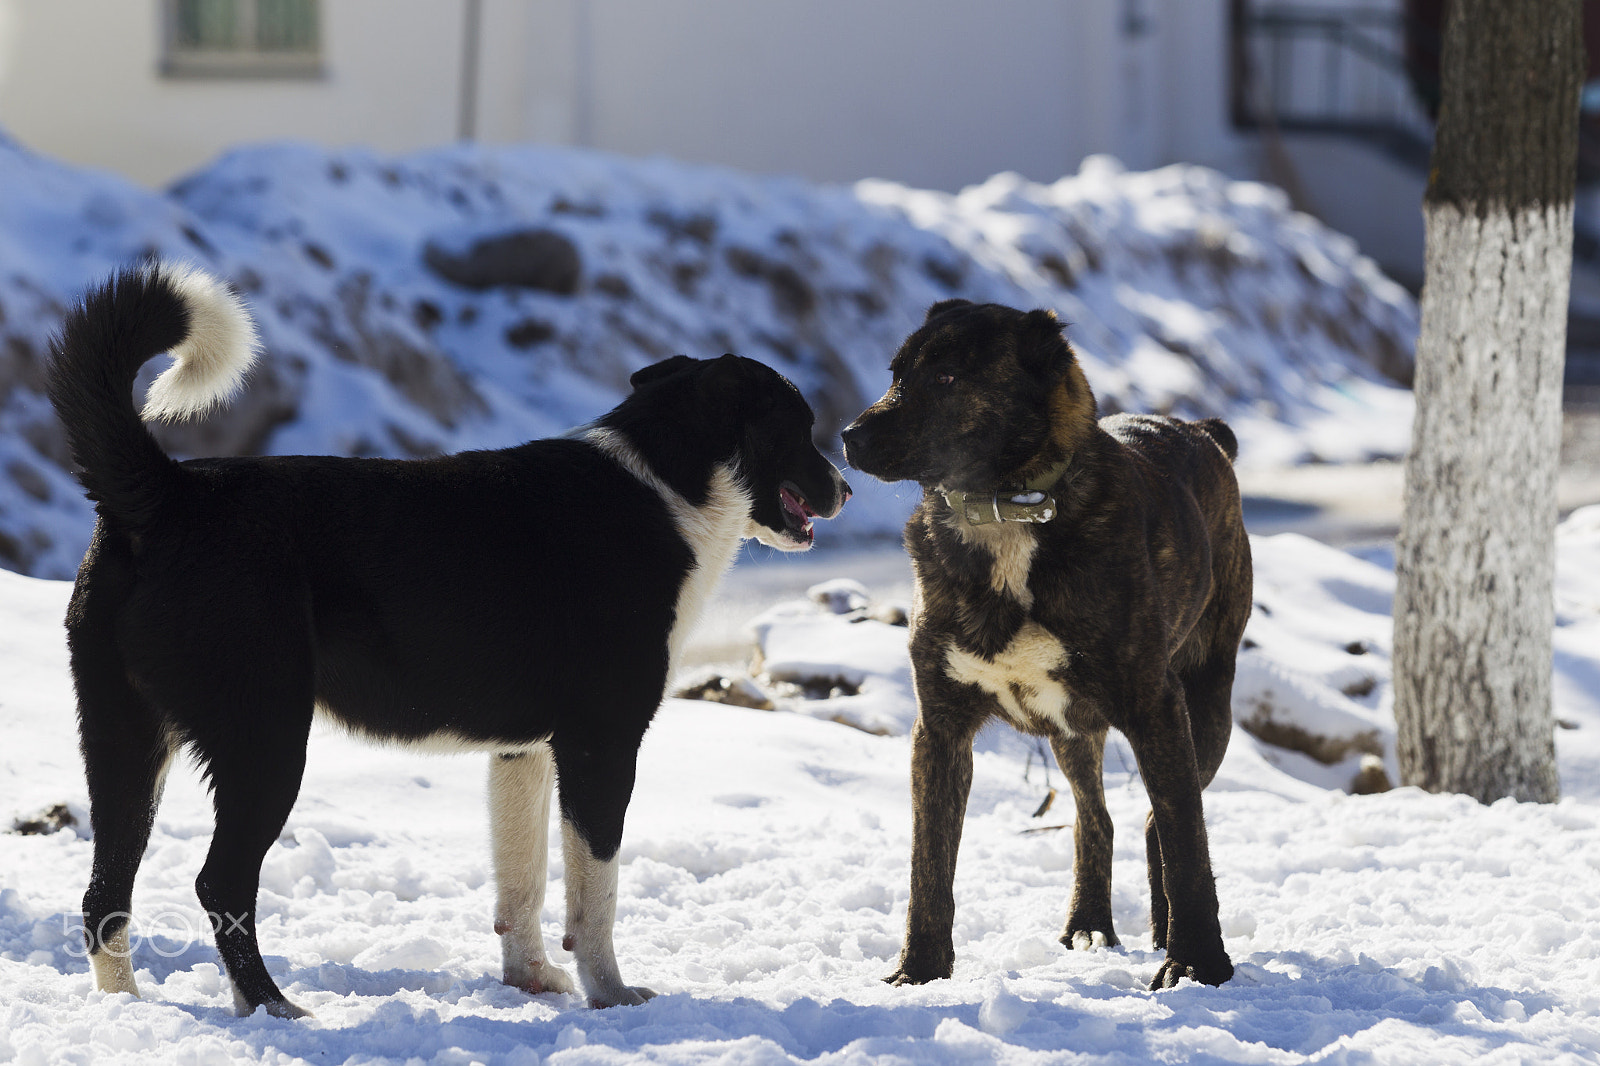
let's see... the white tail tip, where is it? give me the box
[140,265,259,423]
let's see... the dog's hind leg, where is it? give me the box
[1050,728,1120,950]
[489,746,576,996]
[1179,524,1249,791]
[1143,811,1167,951]
[70,542,174,998]
[1123,673,1232,988]
[1148,638,1241,950]
[78,678,173,998]
[1178,647,1239,791]
[552,736,654,1008]
[192,706,314,1018]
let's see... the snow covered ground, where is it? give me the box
[3,126,1590,1064]
[4,512,1600,1065]
[0,132,1416,578]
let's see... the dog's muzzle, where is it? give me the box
[840,421,875,473]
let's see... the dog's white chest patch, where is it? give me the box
[583,428,749,674]
[951,520,1038,608]
[944,621,1072,731]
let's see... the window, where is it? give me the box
[162,0,322,78]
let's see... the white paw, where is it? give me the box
[589,984,656,1009]
[504,959,577,996]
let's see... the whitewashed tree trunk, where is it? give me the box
[1394,204,1568,803]
[1391,0,1579,805]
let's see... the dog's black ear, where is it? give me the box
[630,355,697,390]
[924,298,973,322]
[1020,308,1073,378]
[697,352,752,393]
[696,353,769,409]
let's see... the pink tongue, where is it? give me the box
[782,489,808,519]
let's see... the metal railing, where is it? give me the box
[1230,2,1438,168]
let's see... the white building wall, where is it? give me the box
[574,0,1088,190]
[0,0,1257,192]
[1159,0,1237,167]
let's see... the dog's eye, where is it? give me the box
[935,374,955,386]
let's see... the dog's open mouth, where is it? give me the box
[779,482,818,545]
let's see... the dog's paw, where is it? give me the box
[1064,928,1120,952]
[589,984,656,1008]
[883,958,952,986]
[1062,915,1126,947]
[236,993,312,1019]
[504,960,577,997]
[1150,950,1234,989]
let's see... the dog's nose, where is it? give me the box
[811,468,851,519]
[841,422,872,466]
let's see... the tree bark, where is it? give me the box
[1392,0,1581,804]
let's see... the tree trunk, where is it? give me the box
[1392,0,1582,804]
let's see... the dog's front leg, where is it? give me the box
[1051,729,1119,950]
[1123,677,1232,989]
[560,819,654,1007]
[552,737,655,1008]
[489,747,576,996]
[886,714,975,985]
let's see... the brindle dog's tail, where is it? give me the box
[1193,418,1239,464]
[46,264,257,528]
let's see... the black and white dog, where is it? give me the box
[49,265,850,1016]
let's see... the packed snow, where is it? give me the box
[0,130,1416,578]
[4,511,1600,1065]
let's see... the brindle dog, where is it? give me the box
[841,299,1251,989]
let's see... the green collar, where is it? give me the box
[940,458,1076,526]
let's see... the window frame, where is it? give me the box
[160,0,324,80]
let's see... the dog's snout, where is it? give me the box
[841,421,873,469]
[831,469,853,516]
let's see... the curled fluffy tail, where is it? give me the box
[47,264,257,527]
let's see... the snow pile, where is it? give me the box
[5,532,1600,1064]
[1556,504,1600,621]
[0,135,1415,577]
[857,161,1417,463]
[1233,535,1398,793]
[744,578,914,737]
